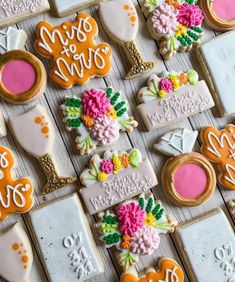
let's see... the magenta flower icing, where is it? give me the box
[177,3,204,28]
[159,78,173,92]
[90,116,119,145]
[117,202,145,236]
[100,159,115,174]
[151,3,178,34]
[82,88,111,119]
[130,225,160,255]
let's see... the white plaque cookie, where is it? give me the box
[175,209,235,282]
[30,193,104,282]
[137,70,215,131]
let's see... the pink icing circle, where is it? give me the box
[1,60,36,94]
[213,0,235,20]
[173,163,207,199]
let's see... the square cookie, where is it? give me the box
[197,30,235,116]
[30,193,104,282]
[174,209,235,282]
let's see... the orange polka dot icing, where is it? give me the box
[35,13,112,88]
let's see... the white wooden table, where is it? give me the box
[0,2,234,281]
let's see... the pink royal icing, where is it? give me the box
[213,0,235,20]
[174,163,207,199]
[159,77,173,93]
[1,60,36,94]
[100,159,115,174]
[177,3,204,28]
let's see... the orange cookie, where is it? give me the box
[35,13,112,88]
[120,258,184,282]
[200,124,235,190]
[0,145,34,221]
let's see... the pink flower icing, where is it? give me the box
[100,159,115,174]
[117,202,145,236]
[130,225,160,255]
[82,88,111,119]
[177,3,204,28]
[159,78,173,92]
[151,3,178,34]
[90,116,119,145]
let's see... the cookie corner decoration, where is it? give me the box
[80,148,158,214]
[99,0,156,79]
[200,124,235,191]
[143,0,204,59]
[35,13,112,88]
[137,70,215,131]
[61,87,138,154]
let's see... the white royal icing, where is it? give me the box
[0,27,27,53]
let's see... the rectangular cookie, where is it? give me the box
[29,193,104,282]
[174,209,235,282]
[197,30,235,116]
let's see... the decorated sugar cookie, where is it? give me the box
[35,13,112,88]
[9,105,77,195]
[61,87,138,154]
[100,0,156,79]
[200,124,235,191]
[155,128,216,206]
[174,209,235,282]
[97,192,176,269]
[30,193,104,281]
[0,222,33,282]
[120,258,184,282]
[0,145,34,221]
[201,0,235,31]
[0,50,46,104]
[142,0,204,60]
[137,70,214,131]
[0,27,27,53]
[80,149,158,214]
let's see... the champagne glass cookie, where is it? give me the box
[154,128,216,207]
[99,0,156,79]
[9,105,77,195]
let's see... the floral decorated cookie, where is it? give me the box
[143,0,204,59]
[97,192,176,269]
[80,149,158,214]
[61,87,138,154]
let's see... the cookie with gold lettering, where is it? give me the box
[35,13,112,88]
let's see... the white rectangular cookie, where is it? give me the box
[174,209,235,282]
[0,0,50,28]
[29,193,104,282]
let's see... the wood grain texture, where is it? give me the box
[0,1,234,282]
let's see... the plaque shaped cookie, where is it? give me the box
[174,209,235,282]
[155,128,216,207]
[0,27,27,53]
[30,193,104,282]
[35,13,112,88]
[142,0,204,60]
[200,124,235,191]
[0,222,33,282]
[137,70,215,131]
[97,192,176,270]
[61,87,138,154]
[80,149,158,214]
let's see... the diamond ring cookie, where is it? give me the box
[99,0,156,79]
[0,222,33,282]
[0,50,46,104]
[30,193,104,282]
[97,192,176,270]
[80,149,158,214]
[35,13,112,88]
[137,70,214,131]
[120,258,184,282]
[197,30,235,116]
[0,27,27,54]
[61,87,138,154]
[200,124,235,191]
[142,0,204,60]
[0,0,50,29]
[155,128,216,207]
[174,208,235,282]
[9,105,77,195]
